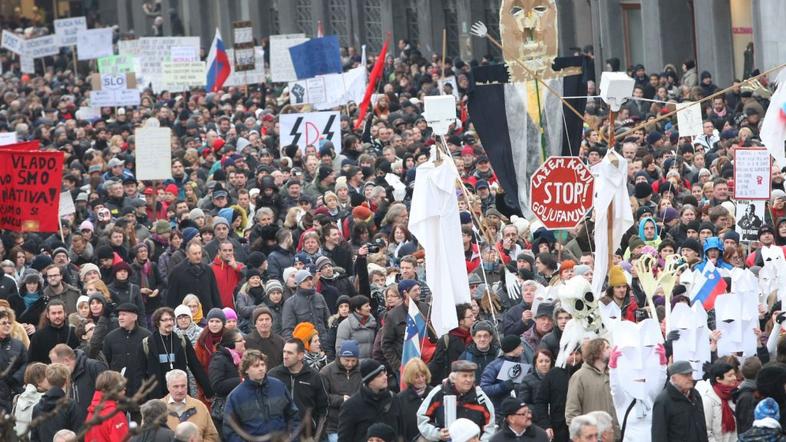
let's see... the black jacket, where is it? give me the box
[428,331,470,385]
[397,386,431,442]
[267,246,294,281]
[0,336,27,413]
[103,324,152,394]
[319,358,362,433]
[532,365,578,440]
[166,260,222,312]
[500,301,534,336]
[30,387,81,442]
[108,280,147,327]
[735,378,759,435]
[136,330,213,399]
[338,386,404,442]
[490,422,551,441]
[209,346,241,400]
[28,322,79,363]
[269,364,329,428]
[129,425,176,442]
[652,382,709,442]
[69,349,107,422]
[381,300,430,369]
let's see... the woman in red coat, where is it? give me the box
[85,371,129,442]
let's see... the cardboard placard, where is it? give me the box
[676,101,704,138]
[20,54,35,74]
[89,73,140,108]
[54,17,87,47]
[0,132,17,146]
[1,30,24,54]
[279,111,341,151]
[118,37,201,93]
[734,148,771,200]
[98,54,137,75]
[59,191,76,216]
[288,66,366,110]
[269,34,308,83]
[162,61,206,87]
[135,127,172,180]
[224,46,266,86]
[736,200,766,242]
[77,28,114,60]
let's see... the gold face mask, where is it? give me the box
[500,0,559,82]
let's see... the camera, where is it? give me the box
[365,238,386,254]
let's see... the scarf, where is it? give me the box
[192,303,204,324]
[137,259,152,289]
[449,327,473,345]
[712,383,737,433]
[228,348,242,366]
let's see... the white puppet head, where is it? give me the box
[612,319,666,402]
[559,275,605,335]
[555,317,596,368]
[670,302,711,379]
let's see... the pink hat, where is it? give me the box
[222,307,238,321]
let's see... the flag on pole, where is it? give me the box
[691,260,728,310]
[206,28,231,92]
[400,299,426,389]
[760,69,786,168]
[354,38,389,130]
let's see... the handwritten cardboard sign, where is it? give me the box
[0,150,64,232]
[735,148,771,200]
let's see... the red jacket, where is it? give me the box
[210,255,244,309]
[85,392,128,442]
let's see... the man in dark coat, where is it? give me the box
[532,348,583,442]
[102,303,151,395]
[245,307,286,368]
[338,359,404,442]
[167,242,222,312]
[491,397,550,441]
[651,360,709,442]
[31,364,82,442]
[28,300,79,363]
[428,303,476,385]
[49,344,107,423]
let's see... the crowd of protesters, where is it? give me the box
[1,13,786,442]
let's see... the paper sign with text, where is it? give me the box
[676,102,704,138]
[0,132,17,146]
[119,37,200,92]
[98,55,137,75]
[162,62,206,88]
[54,17,87,47]
[279,111,341,151]
[736,200,766,242]
[77,28,114,60]
[25,35,59,59]
[735,148,771,200]
[270,34,308,83]
[20,54,34,74]
[224,47,266,86]
[135,127,172,180]
[289,66,366,110]
[59,191,75,216]
[2,30,24,54]
[0,150,64,232]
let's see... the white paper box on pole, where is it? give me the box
[600,72,635,111]
[423,95,457,136]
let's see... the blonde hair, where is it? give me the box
[402,358,431,386]
[85,280,112,301]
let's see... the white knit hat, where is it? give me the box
[449,418,480,442]
[174,304,192,320]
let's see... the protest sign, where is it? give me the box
[90,73,141,107]
[736,200,766,242]
[98,54,137,75]
[162,61,206,88]
[280,111,341,151]
[135,126,172,180]
[676,101,703,137]
[170,46,198,62]
[25,35,59,59]
[288,66,366,110]
[119,37,200,92]
[735,148,771,200]
[495,360,529,383]
[289,36,343,80]
[0,132,16,146]
[59,191,75,216]
[2,30,24,54]
[20,54,34,74]
[270,34,308,83]
[77,28,114,60]
[438,76,460,98]
[54,17,87,47]
[0,150,64,232]
[233,21,255,72]
[75,107,102,121]
[225,47,266,87]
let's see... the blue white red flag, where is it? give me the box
[206,28,231,92]
[692,260,727,310]
[400,299,426,389]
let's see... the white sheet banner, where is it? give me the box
[289,66,366,110]
[279,111,341,151]
[25,35,59,59]
[135,127,173,180]
[77,28,114,60]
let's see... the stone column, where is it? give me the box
[277,0,299,34]
[641,0,694,75]
[752,0,786,72]
[694,0,733,86]
[117,0,130,33]
[456,0,484,61]
[589,0,624,75]
[416,0,440,57]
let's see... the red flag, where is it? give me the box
[0,140,41,151]
[354,38,389,130]
[0,149,64,232]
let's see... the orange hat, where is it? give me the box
[292,322,318,352]
[559,260,576,273]
[352,206,373,221]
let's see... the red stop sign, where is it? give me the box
[530,156,594,230]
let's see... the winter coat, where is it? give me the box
[42,283,82,314]
[696,380,738,442]
[280,288,330,338]
[500,301,534,336]
[324,314,347,361]
[0,335,26,413]
[128,425,175,442]
[30,387,81,442]
[208,346,241,400]
[335,312,377,359]
[381,300,430,370]
[13,384,43,436]
[69,349,108,423]
[538,329,561,361]
[103,324,151,394]
[319,358,363,433]
[417,379,496,441]
[269,364,329,427]
[532,365,577,441]
[28,322,79,363]
[459,342,501,380]
[489,422,551,442]
[516,370,546,406]
[339,386,404,442]
[652,382,710,442]
[108,280,147,326]
[85,391,128,442]
[136,331,213,399]
[428,329,472,385]
[244,330,285,368]
[735,378,759,435]
[223,377,300,442]
[210,255,245,310]
[267,246,294,281]
[319,272,357,312]
[130,259,165,314]
[235,285,264,333]
[565,362,619,439]
[167,260,222,312]
[398,386,432,442]
[738,426,786,442]
[164,394,219,442]
[481,355,522,418]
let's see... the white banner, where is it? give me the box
[90,89,141,108]
[170,46,198,62]
[676,101,703,138]
[2,30,24,54]
[162,62,206,87]
[59,192,76,216]
[54,17,87,47]
[289,66,366,110]
[135,127,172,180]
[77,28,114,60]
[279,111,341,151]
[20,54,35,73]
[0,132,17,145]
[269,34,308,83]
[119,37,200,92]
[25,35,59,59]
[225,47,266,86]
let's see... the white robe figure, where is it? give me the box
[591,152,634,299]
[610,319,667,442]
[670,302,712,380]
[408,158,471,337]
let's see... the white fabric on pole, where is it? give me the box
[591,152,634,299]
[760,69,786,169]
[408,159,471,337]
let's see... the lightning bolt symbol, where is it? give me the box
[322,114,336,140]
[290,117,303,146]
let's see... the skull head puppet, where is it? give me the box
[558,275,605,335]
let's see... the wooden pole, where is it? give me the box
[72,46,78,75]
[441,29,447,80]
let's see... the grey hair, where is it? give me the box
[174,422,200,442]
[165,369,188,385]
[140,399,168,425]
[53,429,77,442]
[256,207,274,220]
[586,411,613,435]
[569,415,598,439]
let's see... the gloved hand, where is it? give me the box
[666,330,680,342]
[608,346,623,369]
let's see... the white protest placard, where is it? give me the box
[20,54,35,73]
[25,35,59,58]
[495,360,529,383]
[224,46,266,86]
[135,126,172,180]
[735,148,771,200]
[59,192,76,216]
[234,26,253,45]
[77,28,114,60]
[91,89,141,107]
[0,132,17,145]
[270,34,308,83]
[97,54,137,75]
[54,17,87,47]
[75,107,102,121]
[288,66,366,110]
[119,37,201,92]
[438,76,460,99]
[676,101,703,137]
[162,62,206,88]
[736,200,766,242]
[2,30,24,54]
[280,111,341,151]
[171,46,198,62]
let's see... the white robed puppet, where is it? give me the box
[609,318,667,442]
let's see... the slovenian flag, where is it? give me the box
[400,299,426,389]
[692,261,728,310]
[206,28,231,92]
